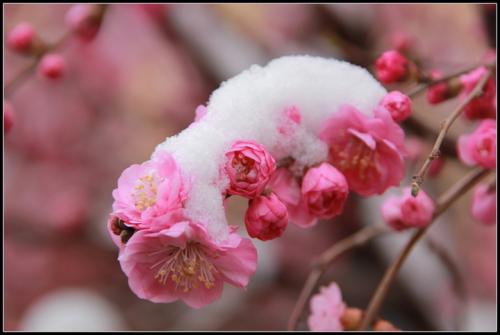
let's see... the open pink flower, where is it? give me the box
[381,187,435,231]
[308,281,346,331]
[268,168,317,228]
[224,140,276,198]
[379,91,412,122]
[459,66,496,120]
[457,119,496,169]
[111,150,190,229]
[471,184,496,225]
[302,163,349,219]
[118,221,257,308]
[319,105,406,196]
[375,50,409,84]
[245,192,288,241]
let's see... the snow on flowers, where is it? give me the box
[109,56,408,307]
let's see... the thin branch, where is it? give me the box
[406,62,492,99]
[287,224,388,331]
[411,69,492,197]
[359,167,490,330]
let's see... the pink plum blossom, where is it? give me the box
[471,184,496,225]
[381,187,435,231]
[4,101,14,134]
[111,150,190,229]
[308,281,346,331]
[268,168,317,228]
[38,54,66,79]
[118,220,257,308]
[319,105,406,196]
[245,192,288,241]
[301,163,349,219]
[379,91,412,122]
[375,50,409,84]
[457,119,496,169]
[224,140,276,198]
[66,4,102,41]
[459,66,496,120]
[7,22,35,52]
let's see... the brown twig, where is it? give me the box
[406,62,492,99]
[287,224,388,330]
[359,167,490,330]
[411,68,492,197]
[4,31,73,97]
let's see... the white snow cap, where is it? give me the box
[155,55,387,240]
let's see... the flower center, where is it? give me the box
[332,136,375,180]
[150,242,218,292]
[231,153,255,181]
[133,174,158,211]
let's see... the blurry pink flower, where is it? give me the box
[245,192,288,241]
[118,221,257,308]
[405,137,425,163]
[278,105,302,136]
[4,101,14,134]
[38,54,66,79]
[268,168,317,228]
[389,31,411,52]
[379,91,412,122]
[224,140,276,198]
[66,4,102,41]
[459,67,496,120]
[471,184,496,225]
[457,119,496,169]
[7,22,35,52]
[319,105,406,196]
[302,163,348,219]
[308,281,346,331]
[375,50,409,84]
[112,150,190,229]
[427,82,449,105]
[194,105,208,122]
[381,187,435,231]
[428,157,446,178]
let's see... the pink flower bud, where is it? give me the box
[459,67,496,120]
[7,22,35,52]
[38,53,65,79]
[375,50,409,84]
[379,91,412,122]
[4,101,14,134]
[381,187,435,231]
[301,163,349,219]
[224,140,276,198]
[245,192,288,241]
[471,183,496,225]
[457,119,496,169]
[427,83,449,104]
[66,4,101,41]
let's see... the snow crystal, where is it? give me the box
[154,55,387,240]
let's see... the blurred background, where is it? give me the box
[3,3,496,331]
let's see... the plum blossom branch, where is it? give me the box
[359,167,491,330]
[287,224,388,331]
[411,68,492,197]
[4,31,72,97]
[406,62,494,99]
